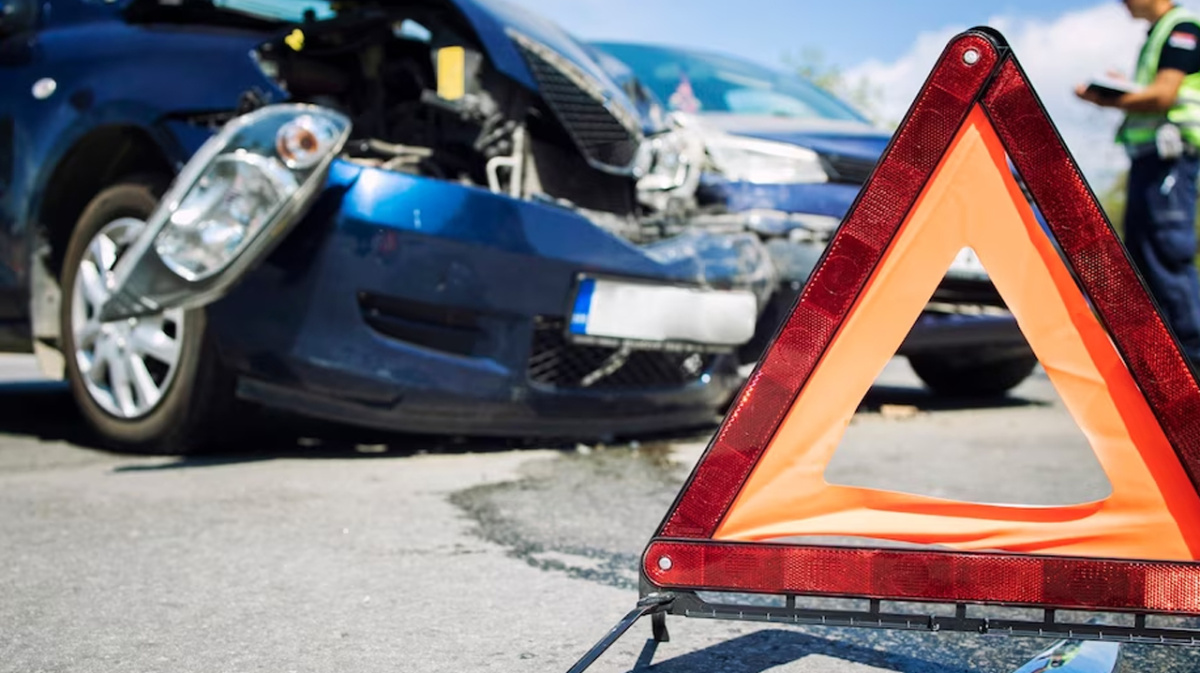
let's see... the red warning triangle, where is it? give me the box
[642,29,1200,615]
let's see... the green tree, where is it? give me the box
[785,47,842,91]
[783,48,890,127]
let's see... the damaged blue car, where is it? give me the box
[0,0,776,453]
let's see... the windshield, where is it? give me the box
[592,42,868,123]
[210,0,335,23]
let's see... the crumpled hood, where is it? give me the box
[446,1,613,88]
[446,0,653,132]
[690,113,891,162]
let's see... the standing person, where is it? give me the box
[1076,0,1200,366]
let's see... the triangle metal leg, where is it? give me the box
[564,594,675,673]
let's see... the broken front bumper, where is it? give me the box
[197,161,775,438]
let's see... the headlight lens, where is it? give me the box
[704,133,829,184]
[152,106,350,282]
[636,129,701,192]
[155,154,299,281]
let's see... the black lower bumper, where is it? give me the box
[235,375,729,440]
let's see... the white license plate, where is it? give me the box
[568,277,758,347]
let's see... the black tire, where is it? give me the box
[908,350,1038,398]
[59,175,235,454]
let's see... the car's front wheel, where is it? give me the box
[908,349,1038,398]
[59,176,234,454]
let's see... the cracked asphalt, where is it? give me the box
[0,354,1196,672]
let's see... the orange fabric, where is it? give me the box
[713,106,1200,561]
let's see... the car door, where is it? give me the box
[0,0,39,344]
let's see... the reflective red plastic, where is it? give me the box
[644,541,1200,614]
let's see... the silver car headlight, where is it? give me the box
[636,129,706,191]
[153,107,351,281]
[704,133,829,184]
[96,104,353,322]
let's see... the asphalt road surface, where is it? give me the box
[0,353,1194,672]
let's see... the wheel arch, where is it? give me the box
[38,125,176,276]
[30,125,177,378]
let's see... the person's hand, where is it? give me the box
[1075,83,1117,107]
[1075,82,1101,104]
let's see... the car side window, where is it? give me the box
[212,0,334,23]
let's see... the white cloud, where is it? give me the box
[842,3,1176,192]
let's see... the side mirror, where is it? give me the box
[0,0,37,38]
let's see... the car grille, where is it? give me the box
[509,31,641,170]
[821,153,878,185]
[528,318,716,390]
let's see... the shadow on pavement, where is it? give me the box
[0,380,556,465]
[0,380,100,447]
[107,416,592,471]
[0,371,1045,471]
[630,628,974,673]
[0,380,718,471]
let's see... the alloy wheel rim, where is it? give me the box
[70,217,187,419]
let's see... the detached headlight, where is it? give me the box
[153,109,350,281]
[704,133,829,184]
[96,104,352,322]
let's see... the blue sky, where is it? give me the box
[505,0,1104,74]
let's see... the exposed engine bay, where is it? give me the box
[236,5,705,242]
